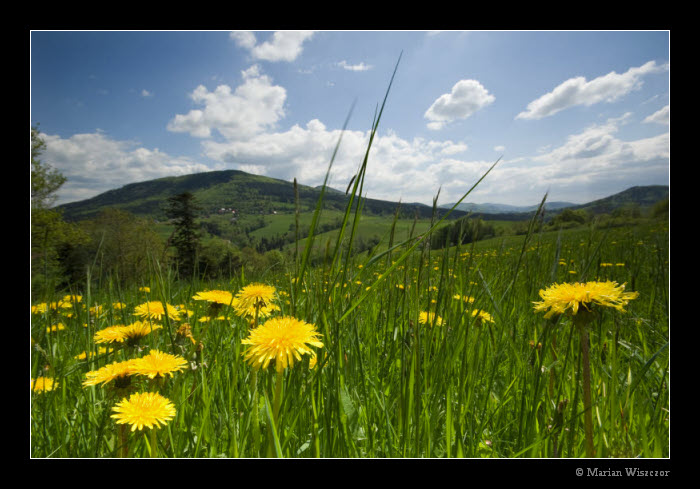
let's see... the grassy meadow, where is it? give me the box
[30,207,669,458]
[30,68,669,460]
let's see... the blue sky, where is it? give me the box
[30,30,670,207]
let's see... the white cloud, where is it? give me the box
[643,104,670,125]
[40,131,218,205]
[230,30,314,62]
[141,89,153,97]
[424,79,495,130]
[494,145,505,153]
[529,116,669,185]
[337,60,373,71]
[516,61,669,120]
[167,65,287,140]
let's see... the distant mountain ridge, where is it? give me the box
[440,201,576,214]
[57,168,668,223]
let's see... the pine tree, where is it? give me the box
[164,191,201,279]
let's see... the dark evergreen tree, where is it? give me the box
[164,191,201,279]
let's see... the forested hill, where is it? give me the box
[569,185,669,215]
[58,169,468,222]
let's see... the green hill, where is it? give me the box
[570,185,669,215]
[58,169,466,223]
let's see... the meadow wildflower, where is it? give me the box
[134,301,181,322]
[193,289,235,306]
[121,321,162,345]
[46,323,66,333]
[111,391,176,432]
[31,377,58,393]
[533,280,639,458]
[83,359,139,388]
[470,309,495,324]
[233,283,277,318]
[131,349,188,379]
[74,347,107,360]
[242,316,323,372]
[94,325,128,344]
[418,311,444,326]
[533,281,639,320]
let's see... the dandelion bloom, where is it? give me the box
[121,321,162,343]
[131,349,188,379]
[31,377,58,393]
[193,290,235,306]
[46,323,66,333]
[133,301,181,322]
[471,309,495,324]
[533,280,639,319]
[242,316,323,372]
[236,301,280,320]
[94,325,128,344]
[74,347,108,360]
[175,323,196,344]
[233,283,277,317]
[111,392,176,432]
[83,359,139,387]
[418,311,444,326]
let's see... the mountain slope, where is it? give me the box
[58,169,467,222]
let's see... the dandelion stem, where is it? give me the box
[580,328,595,457]
[149,428,158,458]
[118,423,128,458]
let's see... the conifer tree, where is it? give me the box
[164,191,201,278]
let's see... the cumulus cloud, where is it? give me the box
[528,116,669,188]
[141,89,153,97]
[337,60,373,71]
[230,30,314,62]
[167,65,286,140]
[40,131,218,205]
[643,104,670,125]
[516,61,669,120]
[424,79,495,130]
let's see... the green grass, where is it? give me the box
[30,219,669,458]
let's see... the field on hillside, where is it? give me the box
[30,217,669,458]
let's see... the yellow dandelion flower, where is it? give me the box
[418,311,443,326]
[94,325,128,344]
[83,359,139,388]
[112,302,126,310]
[452,294,475,304]
[131,349,188,379]
[471,309,495,324]
[111,392,176,432]
[175,323,196,345]
[46,323,66,333]
[31,303,48,314]
[193,290,235,306]
[89,305,105,317]
[533,280,639,319]
[121,321,162,344]
[133,301,181,322]
[74,347,108,360]
[242,316,323,372]
[236,301,280,319]
[31,377,58,393]
[233,283,277,317]
[139,287,151,293]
